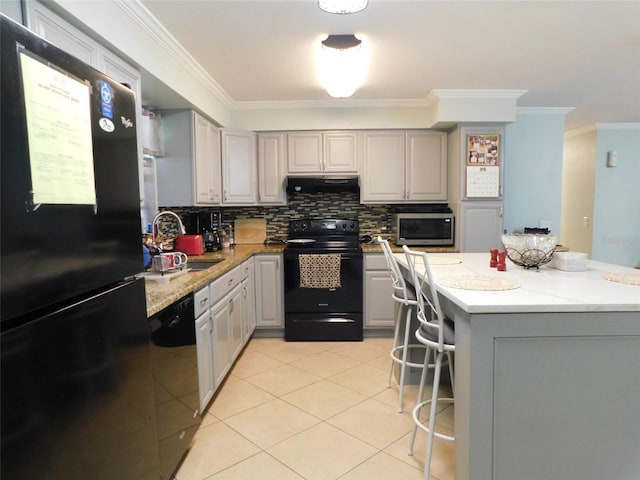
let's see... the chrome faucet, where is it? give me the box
[151,210,186,251]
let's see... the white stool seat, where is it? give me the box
[376,237,429,413]
[403,246,455,480]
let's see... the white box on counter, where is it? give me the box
[549,251,588,271]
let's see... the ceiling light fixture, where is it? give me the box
[318,0,368,15]
[318,34,367,98]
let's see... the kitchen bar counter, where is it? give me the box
[394,252,640,480]
[142,244,284,317]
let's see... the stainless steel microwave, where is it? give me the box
[394,213,455,246]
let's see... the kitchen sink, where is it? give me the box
[187,260,225,271]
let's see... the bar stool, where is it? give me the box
[375,237,428,413]
[403,245,455,480]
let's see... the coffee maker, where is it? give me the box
[187,211,221,252]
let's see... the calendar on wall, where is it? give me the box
[466,134,500,198]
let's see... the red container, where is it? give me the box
[174,234,204,255]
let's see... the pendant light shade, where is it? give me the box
[318,34,367,98]
[318,0,368,15]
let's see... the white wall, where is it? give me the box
[592,125,640,267]
[503,111,566,237]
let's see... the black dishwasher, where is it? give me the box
[149,293,201,480]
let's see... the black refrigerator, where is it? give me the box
[1,15,158,480]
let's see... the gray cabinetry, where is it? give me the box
[364,254,395,329]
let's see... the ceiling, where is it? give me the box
[139,0,640,131]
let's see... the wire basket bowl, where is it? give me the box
[501,234,557,269]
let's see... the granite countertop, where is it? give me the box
[142,244,284,317]
[143,241,457,317]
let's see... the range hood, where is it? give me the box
[286,176,360,194]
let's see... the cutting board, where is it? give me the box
[234,218,267,244]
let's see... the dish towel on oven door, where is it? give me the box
[299,254,342,289]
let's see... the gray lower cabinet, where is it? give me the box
[364,254,395,328]
[254,254,284,328]
[194,260,254,411]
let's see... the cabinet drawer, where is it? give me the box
[210,265,242,303]
[365,254,389,270]
[194,286,210,318]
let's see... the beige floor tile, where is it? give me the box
[328,363,389,396]
[327,398,415,449]
[294,350,360,378]
[208,452,304,480]
[267,422,377,480]
[230,350,286,378]
[384,427,455,480]
[242,337,284,353]
[175,422,260,480]
[207,378,275,419]
[372,383,423,413]
[257,340,325,363]
[282,379,368,419]
[224,398,319,449]
[200,411,219,428]
[338,451,424,480]
[244,363,322,396]
[327,341,391,363]
[363,352,393,371]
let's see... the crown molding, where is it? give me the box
[596,122,640,130]
[232,98,429,110]
[517,107,575,115]
[118,0,234,108]
[427,89,528,101]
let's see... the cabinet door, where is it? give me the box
[156,110,195,206]
[242,260,256,342]
[287,132,323,173]
[324,132,358,172]
[364,270,395,328]
[405,131,447,201]
[221,129,257,204]
[26,2,99,66]
[195,312,214,412]
[361,131,405,202]
[194,113,221,204]
[229,286,244,361]
[254,255,283,328]
[459,201,504,252]
[211,300,231,388]
[258,133,286,204]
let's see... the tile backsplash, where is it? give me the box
[163,191,398,239]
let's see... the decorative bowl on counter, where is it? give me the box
[501,234,557,269]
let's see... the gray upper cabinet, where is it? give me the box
[257,133,287,205]
[287,131,358,174]
[220,129,257,205]
[361,130,447,203]
[157,110,221,206]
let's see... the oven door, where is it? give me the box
[284,247,363,341]
[284,250,363,314]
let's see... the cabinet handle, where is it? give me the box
[200,297,208,306]
[224,190,227,201]
[229,298,234,313]
[228,278,234,286]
